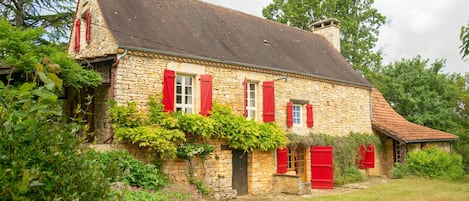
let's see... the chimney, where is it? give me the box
[312,18,341,52]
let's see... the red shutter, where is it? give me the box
[263,81,275,122]
[163,69,175,112]
[199,74,212,116]
[306,104,314,128]
[364,144,375,168]
[86,8,91,44]
[358,144,366,169]
[286,102,293,127]
[243,78,248,118]
[74,19,81,52]
[277,148,288,173]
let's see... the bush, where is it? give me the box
[335,167,365,186]
[0,78,111,199]
[392,147,464,180]
[88,150,167,191]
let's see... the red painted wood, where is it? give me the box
[277,148,288,173]
[364,144,375,168]
[243,78,247,118]
[262,81,275,122]
[306,104,314,128]
[199,74,212,116]
[310,146,334,189]
[286,102,293,127]
[86,8,91,44]
[162,69,175,112]
[359,144,366,169]
[74,19,81,52]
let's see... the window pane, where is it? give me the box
[186,87,192,95]
[176,76,182,84]
[249,110,255,119]
[176,86,182,94]
[176,95,182,103]
[249,99,255,106]
[249,83,255,91]
[185,77,192,85]
[185,95,192,104]
[185,107,192,114]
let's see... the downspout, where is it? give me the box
[105,48,128,144]
[110,48,128,99]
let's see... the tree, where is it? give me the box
[0,0,76,42]
[0,19,100,88]
[263,0,386,73]
[460,23,469,59]
[369,56,465,133]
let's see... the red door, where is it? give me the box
[310,146,334,189]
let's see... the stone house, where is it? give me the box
[371,89,458,176]
[67,0,381,198]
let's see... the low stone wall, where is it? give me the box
[272,174,310,195]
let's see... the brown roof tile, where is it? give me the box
[372,89,458,143]
[96,0,370,87]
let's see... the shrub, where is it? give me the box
[0,70,111,199]
[88,150,167,191]
[392,147,464,180]
[335,167,365,186]
[123,184,203,201]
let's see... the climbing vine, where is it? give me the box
[287,132,382,185]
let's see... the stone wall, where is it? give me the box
[109,51,373,196]
[68,0,118,59]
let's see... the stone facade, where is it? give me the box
[107,50,375,196]
[68,0,118,59]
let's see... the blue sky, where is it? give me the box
[202,0,469,74]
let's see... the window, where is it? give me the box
[246,82,257,120]
[288,146,307,181]
[292,104,302,125]
[175,75,193,113]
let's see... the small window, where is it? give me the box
[175,75,193,113]
[246,82,257,120]
[292,104,302,125]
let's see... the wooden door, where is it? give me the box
[232,150,248,195]
[310,146,334,189]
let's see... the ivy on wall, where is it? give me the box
[109,98,287,159]
[287,132,382,185]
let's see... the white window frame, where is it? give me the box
[175,74,194,114]
[292,104,302,126]
[246,82,257,120]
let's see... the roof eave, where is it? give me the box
[118,45,372,89]
[372,123,459,144]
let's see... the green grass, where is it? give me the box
[302,177,469,201]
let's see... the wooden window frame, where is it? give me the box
[175,74,194,114]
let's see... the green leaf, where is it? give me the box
[19,83,35,93]
[47,73,63,88]
[32,87,57,102]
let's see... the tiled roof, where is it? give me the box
[371,89,458,143]
[96,0,370,87]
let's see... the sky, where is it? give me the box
[201,0,469,74]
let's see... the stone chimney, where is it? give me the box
[312,18,341,52]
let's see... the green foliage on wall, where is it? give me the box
[109,100,287,158]
[288,132,381,185]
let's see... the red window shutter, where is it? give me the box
[364,144,375,168]
[262,81,275,122]
[243,78,248,118]
[286,102,293,127]
[86,8,91,44]
[199,74,212,116]
[277,148,288,173]
[162,69,175,112]
[306,104,314,128]
[74,19,81,52]
[358,144,366,169]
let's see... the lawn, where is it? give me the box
[302,177,469,201]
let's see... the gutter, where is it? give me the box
[118,45,373,89]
